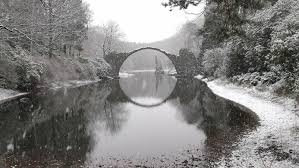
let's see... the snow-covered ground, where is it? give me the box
[48,79,103,90]
[0,88,27,104]
[202,79,299,168]
[0,79,105,104]
[195,74,204,79]
[119,72,135,78]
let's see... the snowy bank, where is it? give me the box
[0,88,27,104]
[195,74,204,80]
[119,72,135,78]
[0,41,110,92]
[0,79,105,104]
[47,79,103,90]
[195,77,299,167]
[203,79,299,116]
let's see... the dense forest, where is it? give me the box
[1,0,298,98]
[0,0,110,91]
[164,0,299,97]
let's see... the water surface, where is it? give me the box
[0,72,259,167]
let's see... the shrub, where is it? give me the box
[202,46,230,77]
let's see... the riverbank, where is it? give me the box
[0,79,108,105]
[0,74,298,167]
[201,78,299,167]
[202,78,299,116]
[0,41,111,92]
[0,88,27,104]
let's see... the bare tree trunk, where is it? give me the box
[48,0,54,58]
[63,44,66,53]
[103,36,107,57]
[30,0,35,55]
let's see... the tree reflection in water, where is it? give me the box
[0,72,259,167]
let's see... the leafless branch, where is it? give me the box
[184,10,204,16]
[0,24,46,47]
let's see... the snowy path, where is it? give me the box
[206,80,299,168]
[0,88,27,104]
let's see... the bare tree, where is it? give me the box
[39,0,90,58]
[102,21,124,57]
[0,0,90,58]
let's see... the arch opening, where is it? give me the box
[120,49,176,74]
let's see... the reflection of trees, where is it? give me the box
[170,78,202,103]
[0,98,90,167]
[169,78,260,165]
[169,78,259,130]
[102,100,128,135]
[0,81,129,167]
[155,73,163,92]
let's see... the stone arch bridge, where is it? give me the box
[104,47,199,77]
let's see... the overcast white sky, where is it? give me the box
[84,0,205,43]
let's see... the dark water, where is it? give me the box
[0,72,259,167]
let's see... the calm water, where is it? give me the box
[0,72,259,167]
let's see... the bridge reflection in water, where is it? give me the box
[0,72,259,167]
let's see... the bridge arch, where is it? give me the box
[104,47,199,77]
